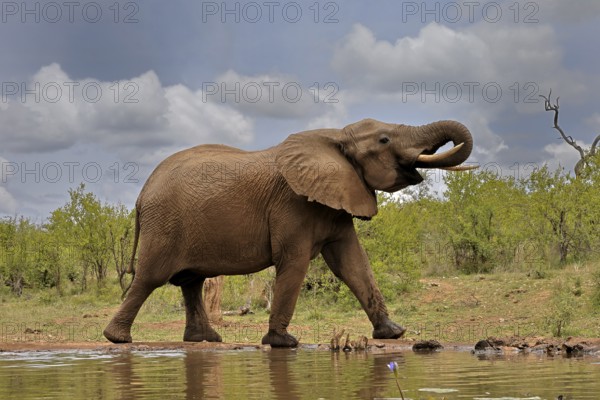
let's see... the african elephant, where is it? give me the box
[104,119,475,347]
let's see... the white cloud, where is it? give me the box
[164,83,253,145]
[0,156,17,215]
[332,23,491,89]
[208,69,340,120]
[305,91,351,130]
[331,22,588,103]
[0,187,17,215]
[463,113,508,160]
[543,141,585,172]
[0,63,254,163]
[0,64,353,166]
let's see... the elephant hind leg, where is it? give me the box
[104,276,162,343]
[181,278,222,342]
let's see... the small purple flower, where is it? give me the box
[387,361,399,377]
[387,361,404,399]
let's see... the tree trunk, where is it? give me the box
[559,210,569,264]
[9,274,23,297]
[203,276,223,323]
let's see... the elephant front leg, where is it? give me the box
[262,257,310,348]
[181,278,222,342]
[321,231,406,340]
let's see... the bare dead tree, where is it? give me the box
[540,90,599,262]
[540,90,600,177]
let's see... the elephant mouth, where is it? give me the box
[386,181,412,192]
[385,164,424,193]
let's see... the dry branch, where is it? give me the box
[540,90,600,177]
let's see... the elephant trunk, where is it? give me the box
[411,120,473,168]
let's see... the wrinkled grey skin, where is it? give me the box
[104,119,473,347]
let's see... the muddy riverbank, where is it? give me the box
[2,336,600,356]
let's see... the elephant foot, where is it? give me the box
[103,323,132,344]
[261,329,299,348]
[373,320,406,339]
[183,325,222,342]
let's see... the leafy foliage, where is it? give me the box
[0,217,55,295]
[544,278,579,337]
[2,159,600,311]
[591,266,600,310]
[1,184,134,295]
[442,171,528,273]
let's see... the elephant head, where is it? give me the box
[276,119,474,218]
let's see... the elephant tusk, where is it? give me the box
[417,142,464,163]
[441,164,479,171]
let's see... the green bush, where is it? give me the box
[591,266,600,309]
[3,160,600,317]
[544,278,579,337]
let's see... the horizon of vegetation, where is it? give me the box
[2,154,600,300]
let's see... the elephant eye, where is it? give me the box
[379,136,390,144]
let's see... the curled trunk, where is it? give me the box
[412,120,474,168]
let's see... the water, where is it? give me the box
[0,349,598,399]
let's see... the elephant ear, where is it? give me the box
[275,130,377,218]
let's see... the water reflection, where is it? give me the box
[184,351,224,399]
[181,349,401,399]
[110,352,141,400]
[265,350,300,400]
[1,349,600,399]
[178,349,408,399]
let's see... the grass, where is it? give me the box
[1,262,600,344]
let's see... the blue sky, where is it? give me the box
[1,0,600,220]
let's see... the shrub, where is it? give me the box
[591,266,600,309]
[544,278,579,337]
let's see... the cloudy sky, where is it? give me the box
[1,0,600,220]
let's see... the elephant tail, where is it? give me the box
[127,208,140,275]
[121,209,140,300]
